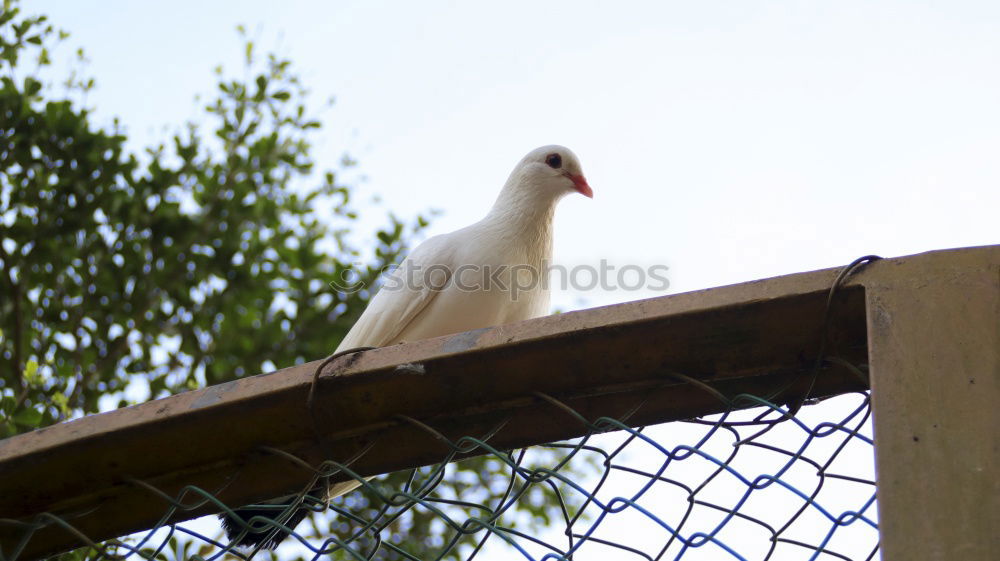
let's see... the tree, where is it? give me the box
[0,13,421,431]
[0,4,589,560]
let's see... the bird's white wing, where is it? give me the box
[335,234,456,352]
[320,236,456,502]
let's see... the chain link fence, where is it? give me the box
[5,385,878,561]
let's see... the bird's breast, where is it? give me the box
[392,255,551,344]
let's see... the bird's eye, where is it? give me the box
[545,153,562,169]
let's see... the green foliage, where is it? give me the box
[0,3,591,559]
[0,7,420,433]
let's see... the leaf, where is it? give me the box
[50,392,70,415]
[23,359,41,386]
[12,405,43,427]
[0,395,14,416]
[271,90,290,101]
[24,75,41,95]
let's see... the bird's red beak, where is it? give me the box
[567,173,593,198]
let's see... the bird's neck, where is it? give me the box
[479,178,559,261]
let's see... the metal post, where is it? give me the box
[866,246,999,560]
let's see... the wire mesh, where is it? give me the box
[3,384,879,561]
[2,257,882,561]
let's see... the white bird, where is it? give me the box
[337,145,591,351]
[223,145,592,549]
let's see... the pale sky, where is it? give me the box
[28,2,995,558]
[38,0,1000,310]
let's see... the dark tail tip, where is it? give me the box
[220,504,312,550]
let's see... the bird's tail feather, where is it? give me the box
[220,479,366,550]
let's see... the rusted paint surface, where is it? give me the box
[0,245,994,560]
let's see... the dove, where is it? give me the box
[221,145,592,549]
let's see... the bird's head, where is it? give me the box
[513,145,593,199]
